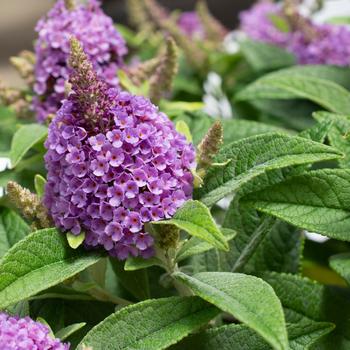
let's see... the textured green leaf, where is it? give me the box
[244,169,350,241]
[56,322,86,341]
[78,296,219,350]
[329,253,350,284]
[236,67,350,114]
[109,258,150,300]
[240,39,296,71]
[174,272,288,350]
[262,272,350,349]
[174,111,288,145]
[0,228,103,309]
[154,200,228,251]
[170,320,333,350]
[176,228,236,262]
[196,133,342,207]
[314,111,350,168]
[0,207,29,259]
[10,124,48,168]
[34,174,46,197]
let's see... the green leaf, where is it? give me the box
[0,228,103,309]
[174,272,288,350]
[153,200,228,251]
[196,133,342,207]
[67,231,86,249]
[0,106,17,155]
[124,256,163,271]
[236,66,350,114]
[174,111,289,145]
[10,124,48,168]
[240,39,295,71]
[314,111,350,168]
[329,253,350,284]
[78,296,219,350]
[244,169,350,241]
[170,320,334,350]
[34,174,46,197]
[56,322,87,341]
[109,258,150,300]
[175,120,193,143]
[262,272,350,349]
[269,14,291,32]
[0,207,29,259]
[176,228,236,262]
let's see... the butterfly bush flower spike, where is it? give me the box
[44,38,195,260]
[33,0,127,122]
[0,312,69,350]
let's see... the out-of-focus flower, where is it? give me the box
[0,312,69,350]
[240,0,350,66]
[44,39,195,260]
[177,12,205,39]
[33,0,127,123]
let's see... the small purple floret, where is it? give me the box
[0,312,69,350]
[33,0,127,122]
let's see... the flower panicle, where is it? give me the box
[196,0,228,41]
[10,50,35,85]
[127,57,160,86]
[143,0,169,27]
[126,0,154,33]
[149,36,179,103]
[68,37,110,127]
[197,121,223,169]
[6,181,51,229]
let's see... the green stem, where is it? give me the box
[231,216,276,273]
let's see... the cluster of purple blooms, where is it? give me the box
[33,0,127,122]
[240,1,350,65]
[177,12,205,40]
[0,313,69,350]
[44,85,195,260]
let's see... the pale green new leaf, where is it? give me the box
[34,174,46,197]
[0,228,103,309]
[176,228,236,262]
[244,169,350,241]
[78,296,219,350]
[154,200,228,251]
[10,124,48,168]
[56,322,86,341]
[124,256,163,271]
[174,272,288,350]
[196,133,342,207]
[0,207,29,259]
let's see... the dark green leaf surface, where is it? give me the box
[0,228,103,309]
[244,169,350,241]
[174,272,288,350]
[196,133,342,207]
[0,207,29,259]
[78,296,219,350]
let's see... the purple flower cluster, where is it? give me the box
[0,313,69,350]
[44,87,195,260]
[33,0,127,122]
[240,1,350,65]
[177,12,205,40]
